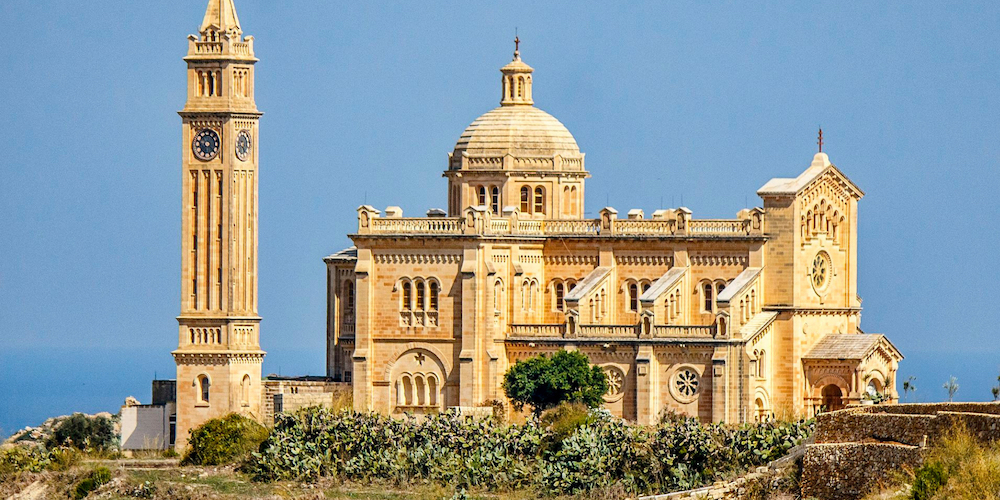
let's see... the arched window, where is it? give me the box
[428,375,438,406]
[703,282,713,312]
[517,76,524,97]
[589,298,596,322]
[402,281,412,310]
[521,281,528,310]
[529,280,538,310]
[198,375,210,403]
[477,186,487,206]
[344,281,355,316]
[429,282,439,311]
[534,187,545,214]
[241,374,251,406]
[600,289,607,318]
[629,283,639,312]
[415,375,426,406]
[416,280,426,311]
[401,375,413,406]
[555,281,564,311]
[494,279,503,312]
[750,289,756,314]
[520,186,530,212]
[207,71,215,96]
[490,186,500,214]
[758,350,766,378]
[642,282,651,294]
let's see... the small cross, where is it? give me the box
[514,35,520,55]
[817,128,824,153]
[415,352,426,365]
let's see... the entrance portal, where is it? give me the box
[821,384,844,412]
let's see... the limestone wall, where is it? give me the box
[801,402,1000,500]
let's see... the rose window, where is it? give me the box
[602,366,625,402]
[811,252,831,290]
[675,369,699,398]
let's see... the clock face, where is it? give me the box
[192,129,220,161]
[235,130,252,161]
[811,251,831,290]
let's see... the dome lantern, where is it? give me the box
[500,37,533,106]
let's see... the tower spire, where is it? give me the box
[200,0,242,37]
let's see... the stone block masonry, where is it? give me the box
[801,402,1000,499]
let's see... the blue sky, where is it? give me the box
[1,1,998,433]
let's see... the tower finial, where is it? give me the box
[817,127,824,153]
[514,33,520,60]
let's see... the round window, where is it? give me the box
[810,251,832,291]
[602,365,626,402]
[670,367,700,403]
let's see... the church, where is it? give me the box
[159,0,903,450]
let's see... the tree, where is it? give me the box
[993,373,1000,402]
[46,413,116,451]
[902,376,916,403]
[503,350,608,414]
[943,376,959,402]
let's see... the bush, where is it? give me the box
[73,466,112,499]
[244,406,813,496]
[905,425,1000,500]
[503,351,608,414]
[46,413,117,452]
[0,446,48,479]
[181,413,269,466]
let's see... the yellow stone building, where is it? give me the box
[323,44,903,425]
[168,1,904,447]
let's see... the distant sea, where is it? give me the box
[0,344,325,437]
[0,345,996,437]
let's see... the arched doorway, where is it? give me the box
[821,384,844,412]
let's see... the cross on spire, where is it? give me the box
[514,35,520,59]
[817,127,824,153]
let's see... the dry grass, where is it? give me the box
[861,425,1000,500]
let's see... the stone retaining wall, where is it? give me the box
[801,402,1000,500]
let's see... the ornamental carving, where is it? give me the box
[544,255,599,265]
[668,366,701,404]
[374,254,461,264]
[690,255,748,266]
[602,365,626,403]
[615,255,673,266]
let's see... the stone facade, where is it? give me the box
[324,43,903,424]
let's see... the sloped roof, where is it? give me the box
[324,246,358,262]
[716,267,761,303]
[803,334,902,361]
[640,267,687,303]
[757,153,864,198]
[565,266,611,302]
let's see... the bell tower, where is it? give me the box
[172,0,264,450]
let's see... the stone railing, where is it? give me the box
[508,324,565,337]
[578,324,638,337]
[192,41,223,55]
[614,219,677,235]
[543,219,602,234]
[689,219,751,234]
[369,217,463,234]
[653,325,715,338]
[356,206,762,238]
[508,323,715,339]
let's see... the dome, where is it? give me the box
[452,105,580,162]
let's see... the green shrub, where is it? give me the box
[0,446,49,478]
[243,406,813,496]
[182,413,269,466]
[73,466,112,499]
[503,351,608,414]
[47,413,117,451]
[911,461,946,500]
